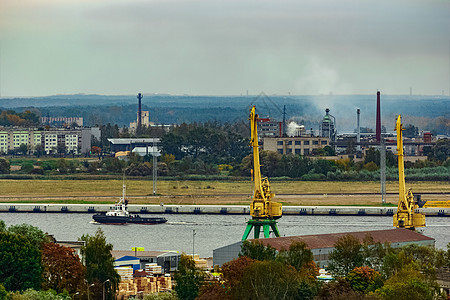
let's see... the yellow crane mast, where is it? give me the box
[242,106,282,240]
[393,115,426,230]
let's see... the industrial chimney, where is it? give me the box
[376,91,381,143]
[357,109,361,151]
[137,93,143,130]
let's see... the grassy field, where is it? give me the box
[0,179,447,206]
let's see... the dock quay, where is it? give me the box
[0,203,448,216]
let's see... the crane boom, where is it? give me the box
[393,115,425,230]
[242,106,282,240]
[249,106,282,219]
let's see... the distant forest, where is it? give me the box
[0,94,448,134]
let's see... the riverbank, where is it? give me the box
[0,180,448,206]
[0,203,448,216]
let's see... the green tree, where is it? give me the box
[376,268,434,300]
[323,145,336,156]
[239,240,277,261]
[7,223,48,251]
[142,291,178,300]
[79,228,120,300]
[174,254,205,300]
[0,284,7,300]
[427,138,449,162]
[260,150,282,177]
[20,161,34,174]
[0,158,10,174]
[364,148,380,166]
[361,234,393,273]
[18,143,28,155]
[328,234,364,277]
[403,124,419,138]
[7,289,71,299]
[0,220,6,232]
[103,157,126,173]
[276,241,315,273]
[56,159,69,174]
[363,161,378,172]
[161,132,185,160]
[0,232,42,291]
[237,260,300,300]
[57,143,66,157]
[34,144,46,158]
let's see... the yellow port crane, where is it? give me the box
[242,106,282,240]
[393,115,426,230]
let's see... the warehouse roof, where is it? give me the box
[108,138,160,144]
[111,250,179,259]
[252,228,434,250]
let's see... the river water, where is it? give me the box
[0,213,448,257]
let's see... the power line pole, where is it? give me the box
[380,138,386,204]
[152,138,157,195]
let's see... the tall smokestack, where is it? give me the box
[376,91,381,143]
[357,109,361,151]
[137,93,143,130]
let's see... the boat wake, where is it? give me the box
[167,221,192,225]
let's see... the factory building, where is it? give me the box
[213,229,435,268]
[130,111,153,133]
[263,136,330,156]
[320,108,336,143]
[40,116,83,127]
[257,118,283,138]
[108,138,160,156]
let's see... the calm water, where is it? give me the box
[0,213,448,257]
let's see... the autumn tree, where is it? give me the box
[220,256,255,298]
[91,146,102,159]
[346,266,382,294]
[41,242,86,294]
[316,278,378,300]
[196,281,230,300]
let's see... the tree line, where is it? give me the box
[1,121,448,180]
[169,237,450,300]
[0,110,40,127]
[1,218,449,300]
[0,221,119,300]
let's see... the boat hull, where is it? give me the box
[93,213,167,225]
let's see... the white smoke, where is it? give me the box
[286,121,305,137]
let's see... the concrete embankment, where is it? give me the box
[0,203,448,216]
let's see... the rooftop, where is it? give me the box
[251,228,434,250]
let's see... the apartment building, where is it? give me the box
[0,128,93,155]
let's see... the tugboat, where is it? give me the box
[92,183,167,225]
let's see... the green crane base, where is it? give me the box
[242,218,281,240]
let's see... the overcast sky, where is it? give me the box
[1,0,449,97]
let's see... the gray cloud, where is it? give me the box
[0,0,449,96]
